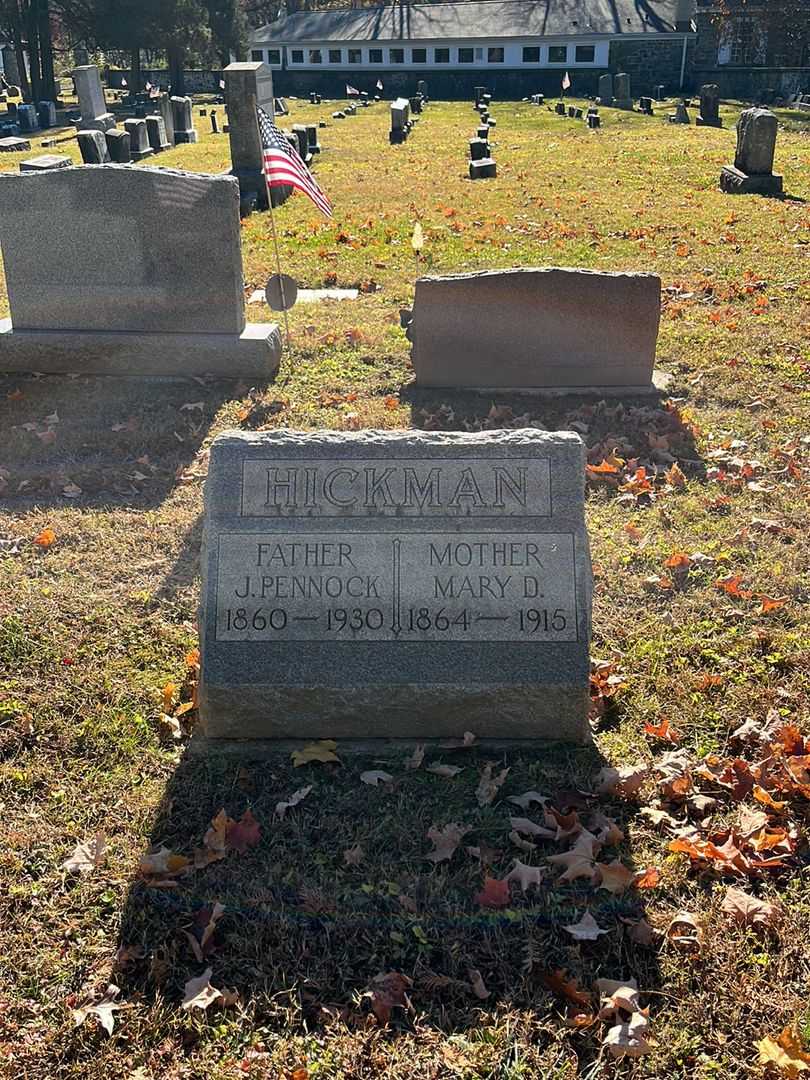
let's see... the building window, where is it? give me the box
[369,48,383,63]
[548,45,568,63]
[458,47,474,62]
[575,45,595,62]
[309,49,322,64]
[390,47,405,63]
[435,47,450,63]
[718,17,767,65]
[348,48,361,64]
[329,48,342,63]
[268,49,281,64]
[522,46,540,62]
[251,49,264,62]
[412,47,427,63]
[291,49,304,64]
[488,47,504,63]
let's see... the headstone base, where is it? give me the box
[720,165,783,195]
[0,318,282,378]
[130,146,154,162]
[0,136,30,152]
[612,98,633,110]
[20,154,71,172]
[469,158,496,179]
[175,129,199,144]
[696,116,722,128]
[82,113,116,132]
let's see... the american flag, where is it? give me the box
[257,106,333,218]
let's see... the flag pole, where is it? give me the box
[264,173,292,346]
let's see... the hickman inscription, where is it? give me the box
[240,458,551,517]
[200,429,593,743]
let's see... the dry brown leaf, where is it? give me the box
[361,770,394,787]
[426,822,470,863]
[596,859,636,895]
[597,978,641,1019]
[604,1012,653,1059]
[509,816,555,839]
[563,910,609,941]
[368,971,412,1025]
[467,968,490,1000]
[474,875,511,908]
[507,791,549,811]
[666,910,702,950]
[275,785,312,818]
[757,1027,810,1075]
[721,886,781,928]
[509,830,537,853]
[596,763,648,798]
[292,739,340,767]
[403,744,425,770]
[72,984,128,1035]
[506,859,545,892]
[63,832,106,874]
[181,967,223,1011]
[426,763,463,778]
[476,764,510,806]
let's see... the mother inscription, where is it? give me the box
[200,429,592,742]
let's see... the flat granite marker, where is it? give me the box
[199,429,592,743]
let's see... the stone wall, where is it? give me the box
[106,69,223,94]
[691,9,810,99]
[608,37,694,96]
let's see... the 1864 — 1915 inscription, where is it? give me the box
[200,430,592,742]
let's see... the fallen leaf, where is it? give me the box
[361,770,394,787]
[563,910,610,941]
[292,739,340,767]
[509,816,555,839]
[426,763,463,778]
[467,968,490,1000]
[33,527,57,549]
[596,859,636,895]
[403,744,425,770]
[597,978,641,1019]
[666,910,702,949]
[476,764,510,806]
[509,830,536,853]
[139,845,191,882]
[596,764,648,798]
[757,1027,810,1075]
[227,808,261,854]
[181,967,223,1010]
[604,1012,653,1059]
[506,859,545,892]
[475,875,511,908]
[343,843,364,866]
[368,971,412,1025]
[62,832,106,874]
[275,785,312,818]
[72,984,128,1035]
[507,791,549,811]
[542,969,592,1008]
[426,822,470,863]
[634,867,661,890]
[721,886,781,928]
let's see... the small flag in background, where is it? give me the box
[346,84,360,96]
[121,78,127,87]
[219,79,226,90]
[561,71,571,92]
[376,79,383,91]
[257,106,333,218]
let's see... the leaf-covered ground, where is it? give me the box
[0,97,809,1079]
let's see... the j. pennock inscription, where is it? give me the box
[200,430,592,743]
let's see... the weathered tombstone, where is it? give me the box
[105,129,131,163]
[476,124,489,139]
[305,123,321,154]
[0,165,282,377]
[274,97,289,116]
[416,79,428,100]
[17,104,39,133]
[574,107,584,119]
[0,136,30,152]
[409,268,662,392]
[224,61,279,211]
[156,92,176,146]
[72,65,115,131]
[171,96,198,143]
[469,157,496,179]
[123,118,153,160]
[390,98,410,144]
[469,137,490,161]
[654,84,666,101]
[587,113,601,129]
[720,107,782,195]
[555,101,566,115]
[613,73,632,109]
[145,114,170,154]
[409,95,422,115]
[487,117,497,128]
[474,86,487,106]
[210,110,220,134]
[638,96,654,115]
[199,428,592,743]
[19,153,71,172]
[567,105,576,118]
[77,129,111,164]
[696,83,722,127]
[597,73,614,105]
[291,123,310,161]
[36,100,57,128]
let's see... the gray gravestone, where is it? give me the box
[721,108,782,195]
[77,129,111,164]
[613,72,632,109]
[696,84,722,127]
[199,428,592,743]
[171,95,198,143]
[0,165,281,377]
[598,73,614,105]
[72,65,115,131]
[20,153,71,172]
[305,123,321,154]
[669,100,690,124]
[0,137,31,152]
[105,129,131,163]
[37,100,57,128]
[469,137,490,161]
[123,118,153,160]
[291,123,310,160]
[469,158,497,179]
[145,114,170,153]
[156,92,175,146]
[17,104,39,132]
[390,98,410,143]
[409,268,661,392]
[224,61,278,211]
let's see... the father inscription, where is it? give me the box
[200,430,592,742]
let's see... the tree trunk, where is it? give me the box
[25,0,42,103]
[167,44,185,95]
[130,47,141,92]
[38,0,56,100]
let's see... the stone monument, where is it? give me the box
[72,65,115,131]
[612,72,632,109]
[171,96,198,143]
[199,428,592,743]
[696,84,722,127]
[407,267,662,392]
[597,73,613,105]
[224,60,279,212]
[720,107,782,195]
[123,118,153,160]
[77,129,111,164]
[0,165,282,377]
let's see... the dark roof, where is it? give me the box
[253,0,695,43]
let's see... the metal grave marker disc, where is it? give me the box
[264,273,298,311]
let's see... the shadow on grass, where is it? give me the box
[111,739,662,1067]
[402,384,706,491]
[0,372,257,510]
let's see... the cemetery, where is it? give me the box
[0,48,809,1080]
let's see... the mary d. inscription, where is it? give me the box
[200,430,592,742]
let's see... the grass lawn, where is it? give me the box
[0,96,809,1079]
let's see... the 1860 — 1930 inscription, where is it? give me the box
[200,429,592,743]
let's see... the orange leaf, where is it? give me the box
[475,875,510,908]
[634,867,661,890]
[664,552,691,571]
[185,648,201,667]
[33,527,57,549]
[758,595,788,613]
[644,718,681,743]
[541,969,591,1008]
[715,575,752,599]
[675,243,690,257]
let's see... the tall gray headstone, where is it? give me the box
[598,73,614,105]
[721,108,782,195]
[72,65,115,131]
[224,61,279,211]
[171,95,198,143]
[199,429,592,743]
[145,114,170,154]
[696,83,722,127]
[156,91,175,146]
[613,72,632,109]
[123,118,153,161]
[0,165,281,377]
